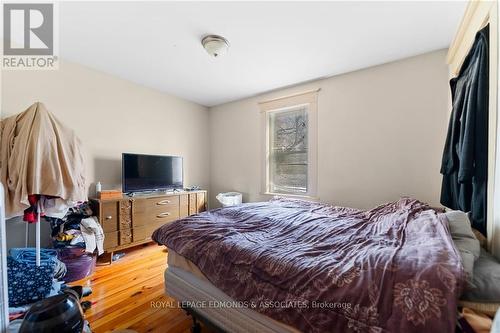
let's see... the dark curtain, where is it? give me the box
[440,25,489,235]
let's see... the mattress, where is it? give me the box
[166,249,299,333]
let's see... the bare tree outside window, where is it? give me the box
[268,106,308,194]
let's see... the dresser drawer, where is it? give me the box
[197,192,206,213]
[133,196,180,227]
[103,231,119,249]
[179,194,189,218]
[133,222,166,242]
[120,229,132,245]
[119,200,132,230]
[101,202,119,232]
[103,230,133,250]
[136,196,179,210]
[189,194,197,215]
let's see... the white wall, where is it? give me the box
[209,50,450,209]
[1,60,210,247]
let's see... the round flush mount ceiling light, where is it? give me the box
[202,35,229,58]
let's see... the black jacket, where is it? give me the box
[440,25,489,235]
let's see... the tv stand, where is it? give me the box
[90,190,207,261]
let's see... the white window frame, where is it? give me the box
[259,89,319,198]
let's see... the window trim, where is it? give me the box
[259,89,319,198]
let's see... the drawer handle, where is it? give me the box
[157,212,171,218]
[156,200,171,205]
[105,215,113,220]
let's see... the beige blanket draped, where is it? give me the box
[0,102,86,219]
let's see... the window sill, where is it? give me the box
[261,192,319,201]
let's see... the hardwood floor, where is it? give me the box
[71,244,193,333]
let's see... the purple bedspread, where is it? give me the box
[152,197,464,333]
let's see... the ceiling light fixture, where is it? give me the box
[202,35,229,58]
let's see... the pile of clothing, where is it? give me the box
[22,195,75,223]
[7,248,93,332]
[7,202,104,323]
[46,202,104,256]
[45,202,104,282]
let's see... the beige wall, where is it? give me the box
[1,60,209,247]
[209,50,450,209]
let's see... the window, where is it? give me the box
[260,90,318,197]
[268,105,308,194]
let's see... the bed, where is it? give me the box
[152,197,465,333]
[166,249,299,332]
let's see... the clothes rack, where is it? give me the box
[22,199,42,267]
[36,201,41,267]
[0,184,9,331]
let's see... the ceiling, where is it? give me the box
[59,1,467,107]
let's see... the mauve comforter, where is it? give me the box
[152,197,465,333]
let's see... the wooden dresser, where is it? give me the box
[90,190,207,259]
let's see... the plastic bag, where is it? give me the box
[58,247,96,282]
[216,192,242,207]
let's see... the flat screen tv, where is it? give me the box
[122,153,183,193]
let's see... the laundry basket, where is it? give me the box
[216,192,242,207]
[57,247,96,282]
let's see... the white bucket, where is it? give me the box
[216,192,243,207]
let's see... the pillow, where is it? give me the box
[462,249,500,302]
[445,210,479,239]
[454,238,481,261]
[444,211,481,287]
[459,251,476,287]
[445,211,481,258]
